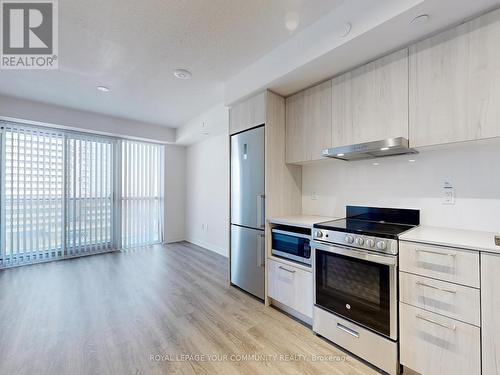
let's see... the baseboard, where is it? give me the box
[185,238,228,258]
[163,237,186,244]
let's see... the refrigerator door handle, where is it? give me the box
[256,233,265,268]
[256,194,265,229]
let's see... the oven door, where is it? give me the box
[313,240,397,340]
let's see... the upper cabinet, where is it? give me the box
[331,49,409,148]
[229,92,266,135]
[409,9,500,147]
[285,80,332,164]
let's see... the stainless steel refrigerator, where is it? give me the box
[230,125,265,300]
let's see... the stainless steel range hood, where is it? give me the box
[322,137,418,161]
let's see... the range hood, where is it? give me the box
[322,137,418,161]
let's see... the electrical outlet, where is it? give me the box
[311,191,318,200]
[443,182,455,205]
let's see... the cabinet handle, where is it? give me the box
[416,281,457,294]
[336,323,359,338]
[278,266,295,274]
[416,314,456,331]
[416,249,457,257]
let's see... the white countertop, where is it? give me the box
[400,225,500,254]
[268,215,338,229]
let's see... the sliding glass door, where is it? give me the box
[121,140,164,248]
[66,135,114,255]
[2,126,64,264]
[0,122,165,267]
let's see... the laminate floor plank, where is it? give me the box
[0,242,379,375]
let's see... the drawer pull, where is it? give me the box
[416,249,457,257]
[278,266,296,274]
[416,281,457,294]
[416,314,457,331]
[336,323,360,338]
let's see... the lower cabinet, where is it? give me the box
[481,253,500,375]
[268,259,313,318]
[400,303,481,375]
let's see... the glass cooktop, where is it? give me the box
[314,206,420,239]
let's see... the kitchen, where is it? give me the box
[1,1,499,375]
[229,7,500,375]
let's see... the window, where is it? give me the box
[0,122,165,267]
[121,140,164,248]
[2,126,64,264]
[66,135,114,255]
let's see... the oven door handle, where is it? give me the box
[311,240,397,266]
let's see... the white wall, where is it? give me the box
[185,132,229,256]
[176,102,228,145]
[302,140,500,233]
[164,145,186,243]
[0,95,176,143]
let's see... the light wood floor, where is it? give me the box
[0,242,384,375]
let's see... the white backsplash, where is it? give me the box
[302,140,500,232]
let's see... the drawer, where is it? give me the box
[400,241,479,287]
[400,303,481,375]
[268,259,313,318]
[400,272,480,326]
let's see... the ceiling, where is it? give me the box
[0,0,343,128]
[225,0,500,104]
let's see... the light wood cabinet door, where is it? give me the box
[285,80,332,164]
[400,272,480,326]
[400,303,481,375]
[481,252,500,375]
[268,259,313,318]
[409,8,500,147]
[331,49,409,147]
[229,92,266,135]
[399,241,480,288]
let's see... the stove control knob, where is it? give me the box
[345,235,354,244]
[376,241,387,250]
[315,230,323,239]
[366,239,375,248]
[355,237,364,246]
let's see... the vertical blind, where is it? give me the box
[0,122,165,267]
[2,126,64,264]
[66,135,114,255]
[121,140,164,248]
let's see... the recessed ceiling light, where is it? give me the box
[285,11,300,33]
[340,22,352,38]
[373,162,380,166]
[411,14,430,26]
[380,147,390,151]
[97,86,110,92]
[173,69,192,80]
[337,153,345,157]
[409,159,416,163]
